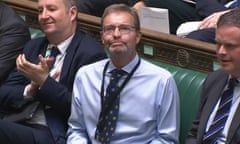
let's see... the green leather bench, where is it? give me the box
[29,28,207,144]
[148,60,207,144]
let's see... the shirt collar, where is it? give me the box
[107,54,139,74]
[48,33,75,55]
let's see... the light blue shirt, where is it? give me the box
[67,55,180,144]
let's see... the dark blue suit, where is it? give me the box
[0,30,107,144]
[0,2,30,84]
[196,0,230,18]
[186,0,233,43]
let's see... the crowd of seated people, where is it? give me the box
[30,0,238,44]
[3,0,240,144]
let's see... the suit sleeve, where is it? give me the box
[196,0,228,18]
[34,32,106,119]
[0,3,30,83]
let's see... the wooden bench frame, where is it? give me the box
[3,0,217,73]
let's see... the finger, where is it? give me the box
[39,55,49,68]
[16,54,26,72]
[51,70,61,79]
[16,54,22,69]
[46,57,55,67]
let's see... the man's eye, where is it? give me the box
[105,27,114,31]
[120,27,130,31]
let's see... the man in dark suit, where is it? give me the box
[0,0,106,144]
[185,0,237,43]
[76,0,142,17]
[0,2,30,84]
[143,0,199,34]
[186,9,240,144]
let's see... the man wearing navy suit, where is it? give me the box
[186,9,240,144]
[186,0,238,43]
[0,0,106,144]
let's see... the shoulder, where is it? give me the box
[138,59,173,79]
[202,70,228,90]
[74,30,102,48]
[24,37,46,48]
[0,2,28,28]
[75,59,108,77]
[23,37,47,53]
[205,70,228,83]
[75,30,99,42]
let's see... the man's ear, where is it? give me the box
[136,31,142,44]
[70,5,78,21]
[100,31,105,44]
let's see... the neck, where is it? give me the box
[110,54,136,69]
[47,25,76,45]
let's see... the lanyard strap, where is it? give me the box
[100,58,141,114]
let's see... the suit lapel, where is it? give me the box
[227,98,240,143]
[59,31,82,83]
[198,74,228,141]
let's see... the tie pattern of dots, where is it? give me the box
[203,78,238,143]
[95,69,127,144]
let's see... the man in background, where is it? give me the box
[0,2,30,84]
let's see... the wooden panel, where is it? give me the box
[3,0,217,72]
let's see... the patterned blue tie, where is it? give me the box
[95,69,127,144]
[203,78,238,143]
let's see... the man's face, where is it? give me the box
[101,12,141,58]
[38,0,76,36]
[216,25,240,77]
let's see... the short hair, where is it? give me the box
[101,4,140,31]
[217,8,240,28]
[63,0,79,9]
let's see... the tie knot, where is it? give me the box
[111,69,127,77]
[228,78,239,89]
[50,46,60,58]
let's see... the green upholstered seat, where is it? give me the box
[29,28,45,39]
[148,60,207,144]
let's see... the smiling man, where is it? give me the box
[0,0,106,144]
[186,9,240,144]
[67,4,179,144]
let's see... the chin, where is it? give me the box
[221,66,234,74]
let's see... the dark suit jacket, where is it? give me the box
[77,0,139,17]
[196,0,232,18]
[0,30,107,143]
[0,2,30,84]
[185,70,240,144]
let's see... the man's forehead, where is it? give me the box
[103,12,134,24]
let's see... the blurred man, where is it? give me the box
[0,2,30,84]
[186,9,240,144]
[0,0,106,143]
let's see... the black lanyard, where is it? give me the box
[100,58,141,112]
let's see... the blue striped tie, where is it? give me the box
[203,78,238,143]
